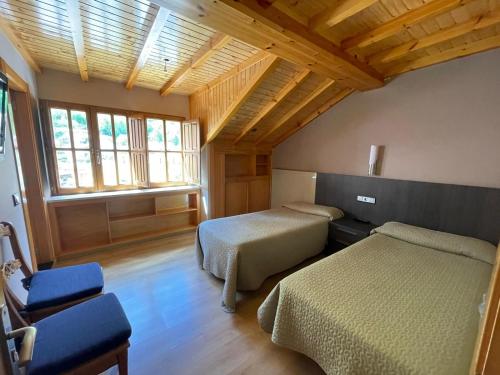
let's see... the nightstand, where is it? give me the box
[327,217,377,253]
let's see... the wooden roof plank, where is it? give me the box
[160,32,233,96]
[0,14,41,73]
[385,33,500,76]
[65,0,89,81]
[309,0,378,30]
[369,9,500,64]
[256,79,335,144]
[206,55,280,143]
[233,68,311,144]
[151,0,384,90]
[273,88,354,146]
[126,6,171,90]
[342,0,474,50]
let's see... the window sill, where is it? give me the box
[46,185,200,204]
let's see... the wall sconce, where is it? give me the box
[368,145,378,176]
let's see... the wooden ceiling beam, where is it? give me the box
[160,32,233,96]
[309,0,378,30]
[369,9,500,65]
[152,0,384,90]
[0,15,41,74]
[342,0,473,50]
[126,6,171,90]
[233,68,311,144]
[385,34,500,76]
[206,55,280,143]
[65,0,89,81]
[273,88,354,147]
[256,79,335,144]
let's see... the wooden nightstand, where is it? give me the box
[327,217,377,253]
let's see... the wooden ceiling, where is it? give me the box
[0,0,499,146]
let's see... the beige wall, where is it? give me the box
[273,49,500,189]
[37,69,190,118]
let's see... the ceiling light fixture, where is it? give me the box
[164,58,169,72]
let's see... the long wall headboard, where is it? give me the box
[315,173,500,245]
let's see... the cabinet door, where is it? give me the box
[248,178,270,212]
[225,181,248,216]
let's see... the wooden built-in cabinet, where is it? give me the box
[201,141,272,219]
[47,187,200,259]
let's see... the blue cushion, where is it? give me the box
[26,263,104,311]
[27,293,131,375]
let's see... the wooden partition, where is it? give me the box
[47,187,200,259]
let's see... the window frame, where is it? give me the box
[145,116,185,188]
[42,100,187,195]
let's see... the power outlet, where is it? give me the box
[357,195,376,204]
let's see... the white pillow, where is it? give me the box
[282,202,344,221]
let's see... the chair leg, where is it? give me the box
[117,349,128,375]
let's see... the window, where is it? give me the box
[44,101,199,195]
[146,118,183,185]
[48,106,95,192]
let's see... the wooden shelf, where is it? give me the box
[157,207,198,216]
[111,225,196,244]
[109,213,154,222]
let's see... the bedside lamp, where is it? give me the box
[368,145,378,176]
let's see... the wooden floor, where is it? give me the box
[58,232,325,375]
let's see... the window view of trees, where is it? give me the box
[47,102,194,194]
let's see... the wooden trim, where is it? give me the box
[256,79,335,144]
[0,58,28,92]
[342,0,472,50]
[65,0,89,81]
[160,33,233,96]
[152,0,384,90]
[233,69,311,144]
[63,341,130,375]
[369,9,500,65]
[0,15,41,74]
[385,34,500,76]
[206,55,280,143]
[126,6,171,90]
[471,245,500,374]
[273,88,354,146]
[309,0,378,30]
[10,90,54,264]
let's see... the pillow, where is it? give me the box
[373,222,497,265]
[282,202,343,221]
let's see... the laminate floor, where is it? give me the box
[58,232,325,375]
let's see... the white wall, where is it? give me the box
[274,49,500,189]
[271,169,317,208]
[0,29,38,300]
[37,69,190,118]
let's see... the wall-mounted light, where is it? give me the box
[368,145,378,176]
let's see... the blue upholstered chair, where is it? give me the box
[0,222,104,326]
[10,293,132,375]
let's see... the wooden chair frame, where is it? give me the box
[0,222,102,326]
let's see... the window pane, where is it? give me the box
[101,151,117,186]
[146,119,164,151]
[56,150,76,188]
[71,110,89,148]
[117,152,131,185]
[166,121,181,151]
[114,115,129,150]
[50,108,71,148]
[75,151,94,187]
[148,152,166,183]
[98,113,114,150]
[167,152,183,182]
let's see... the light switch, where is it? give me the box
[357,195,376,204]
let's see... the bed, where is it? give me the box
[195,202,343,312]
[258,222,497,375]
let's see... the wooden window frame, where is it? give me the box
[145,116,185,189]
[41,100,188,195]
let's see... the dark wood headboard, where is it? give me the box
[315,173,500,245]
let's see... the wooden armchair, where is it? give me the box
[0,222,104,327]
